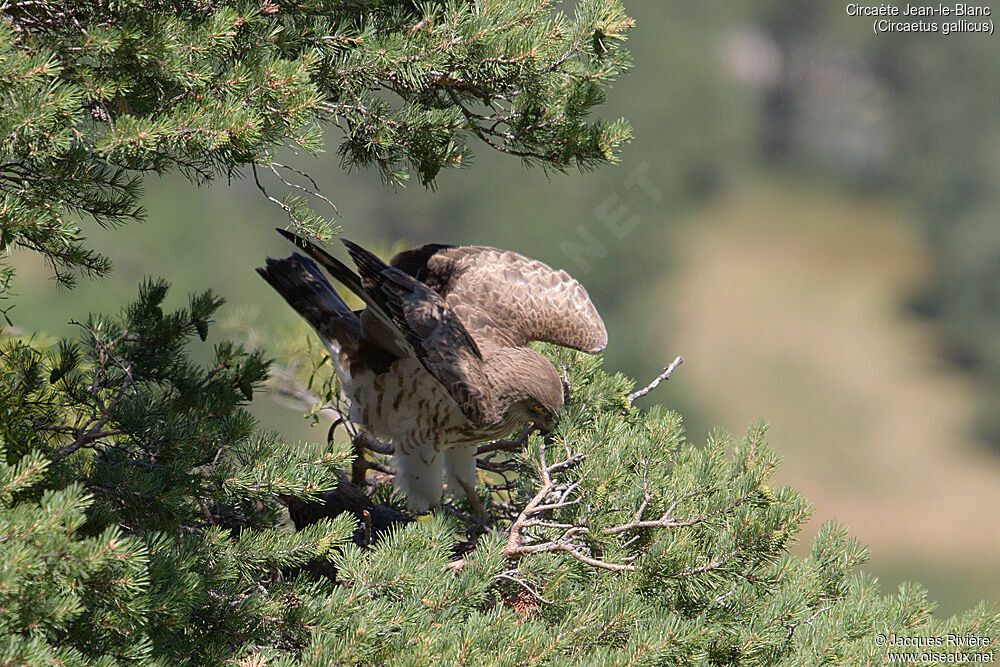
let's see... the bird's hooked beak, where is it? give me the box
[535,416,556,436]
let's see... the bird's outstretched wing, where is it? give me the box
[275,228,409,359]
[277,229,500,426]
[256,252,362,347]
[342,239,502,426]
[275,228,371,315]
[391,244,607,353]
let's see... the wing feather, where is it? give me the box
[341,239,501,426]
[391,244,607,353]
[276,228,409,358]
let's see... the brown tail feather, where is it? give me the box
[275,228,369,305]
[256,253,363,349]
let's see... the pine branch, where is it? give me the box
[504,437,629,571]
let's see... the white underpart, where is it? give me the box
[325,341,507,512]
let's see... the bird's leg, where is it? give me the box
[455,476,490,525]
[444,446,490,524]
[350,432,369,487]
[395,446,445,512]
[351,432,394,487]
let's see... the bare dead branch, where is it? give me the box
[268,363,349,424]
[627,355,684,405]
[477,424,535,455]
[267,161,341,217]
[362,509,372,546]
[502,441,632,570]
[678,540,752,577]
[502,428,774,576]
[494,571,555,604]
[60,362,133,456]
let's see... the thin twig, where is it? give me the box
[494,572,554,605]
[267,161,341,217]
[476,454,519,474]
[627,355,683,405]
[477,424,535,455]
[200,498,217,526]
[677,540,752,577]
[268,363,350,424]
[366,460,394,475]
[61,363,134,456]
[251,164,298,222]
[786,604,834,639]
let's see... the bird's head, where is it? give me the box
[504,348,564,434]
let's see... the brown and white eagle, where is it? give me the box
[257,229,606,514]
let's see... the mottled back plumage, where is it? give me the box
[259,230,606,513]
[391,244,608,353]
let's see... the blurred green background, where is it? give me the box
[10,3,1000,615]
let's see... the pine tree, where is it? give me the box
[0,0,633,285]
[1,282,358,664]
[2,2,999,666]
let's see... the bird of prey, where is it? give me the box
[257,229,607,516]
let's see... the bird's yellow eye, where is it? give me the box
[531,403,545,413]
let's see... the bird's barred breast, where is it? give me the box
[343,358,476,452]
